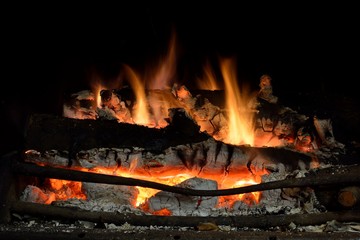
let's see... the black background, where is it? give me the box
[2,3,359,155]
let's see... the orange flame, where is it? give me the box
[147,30,177,90]
[220,58,255,146]
[197,60,221,90]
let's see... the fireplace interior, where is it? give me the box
[1,4,360,239]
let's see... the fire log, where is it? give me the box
[24,113,210,152]
[10,201,360,228]
[24,113,316,174]
[338,186,360,208]
[13,161,360,197]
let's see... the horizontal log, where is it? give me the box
[24,114,316,173]
[24,113,210,152]
[11,201,360,228]
[13,161,360,197]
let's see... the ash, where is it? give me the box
[1,217,360,234]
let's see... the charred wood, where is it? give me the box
[316,185,360,210]
[25,113,209,153]
[24,114,317,173]
[10,201,360,228]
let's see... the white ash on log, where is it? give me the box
[25,137,315,177]
[145,177,218,216]
[63,90,97,120]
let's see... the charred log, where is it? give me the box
[24,113,318,174]
[25,113,209,153]
[10,201,360,228]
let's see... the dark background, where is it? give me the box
[2,3,359,155]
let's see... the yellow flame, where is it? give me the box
[123,65,151,126]
[220,58,255,146]
[90,81,105,108]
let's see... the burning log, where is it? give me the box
[63,84,345,157]
[25,113,317,175]
[10,201,360,228]
[12,160,360,197]
[24,113,209,153]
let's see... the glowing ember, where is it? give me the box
[46,179,86,201]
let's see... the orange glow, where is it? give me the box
[28,159,267,213]
[134,173,193,207]
[47,179,86,201]
[123,65,151,126]
[220,58,255,146]
[197,60,221,90]
[150,208,172,216]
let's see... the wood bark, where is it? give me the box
[11,201,360,228]
[24,113,210,152]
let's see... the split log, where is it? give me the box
[10,201,360,228]
[24,113,316,174]
[12,161,360,197]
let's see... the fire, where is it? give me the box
[37,32,275,215]
[220,58,255,146]
[123,65,151,126]
[90,81,104,109]
[147,29,177,91]
[197,60,221,90]
[46,179,86,201]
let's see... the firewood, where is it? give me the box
[12,161,360,197]
[338,186,360,208]
[10,201,360,228]
[24,113,317,173]
[24,113,210,152]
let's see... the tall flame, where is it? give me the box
[197,60,221,90]
[123,65,151,126]
[147,30,177,90]
[145,29,178,127]
[220,58,255,146]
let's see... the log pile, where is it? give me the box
[2,77,356,228]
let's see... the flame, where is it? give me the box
[197,60,221,90]
[90,81,105,108]
[220,58,255,146]
[147,30,177,90]
[123,65,151,126]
